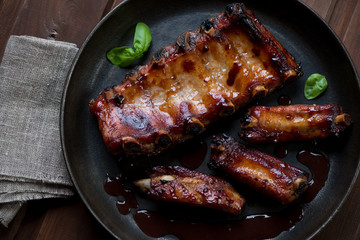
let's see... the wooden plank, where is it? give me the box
[301,0,338,21]
[0,204,27,240]
[9,0,110,46]
[34,198,113,240]
[328,0,358,40]
[13,202,48,240]
[0,0,26,60]
[13,198,114,240]
[342,0,360,75]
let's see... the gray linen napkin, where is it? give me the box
[0,35,78,227]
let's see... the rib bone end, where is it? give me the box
[334,113,352,127]
[122,137,141,154]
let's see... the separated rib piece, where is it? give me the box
[209,135,309,204]
[134,166,245,214]
[240,104,352,143]
[89,3,302,156]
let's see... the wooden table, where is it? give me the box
[0,0,359,239]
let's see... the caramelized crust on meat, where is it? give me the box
[134,166,245,214]
[240,104,352,143]
[89,3,302,155]
[209,135,309,204]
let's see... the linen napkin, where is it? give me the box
[0,35,78,227]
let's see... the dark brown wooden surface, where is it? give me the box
[0,0,359,239]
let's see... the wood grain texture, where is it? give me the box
[342,0,360,74]
[328,0,360,75]
[36,199,112,240]
[11,0,109,44]
[328,0,358,40]
[300,0,337,21]
[0,204,27,240]
[0,0,111,60]
[0,0,359,239]
[12,198,115,240]
[0,0,24,60]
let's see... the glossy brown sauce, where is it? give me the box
[103,146,329,239]
[176,140,207,170]
[296,150,329,202]
[104,174,123,196]
[274,144,288,158]
[227,63,241,86]
[133,205,303,240]
[104,174,138,214]
[116,189,138,215]
[278,94,292,106]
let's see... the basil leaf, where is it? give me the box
[106,46,136,68]
[133,22,152,58]
[304,73,328,100]
[106,22,152,68]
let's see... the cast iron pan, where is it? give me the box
[61,0,360,239]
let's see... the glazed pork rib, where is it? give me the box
[240,104,352,143]
[209,135,309,204]
[89,3,302,155]
[134,166,245,214]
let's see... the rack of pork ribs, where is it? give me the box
[90,3,351,214]
[89,3,301,156]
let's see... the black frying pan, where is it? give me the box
[61,0,360,239]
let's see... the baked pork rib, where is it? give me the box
[240,104,352,143]
[134,166,245,214]
[89,3,302,155]
[209,135,309,204]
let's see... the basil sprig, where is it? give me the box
[107,22,152,67]
[304,73,328,100]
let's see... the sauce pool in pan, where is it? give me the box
[103,143,330,239]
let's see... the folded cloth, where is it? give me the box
[0,35,78,227]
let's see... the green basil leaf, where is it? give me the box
[304,73,328,100]
[133,22,152,57]
[106,46,136,67]
[106,22,152,68]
